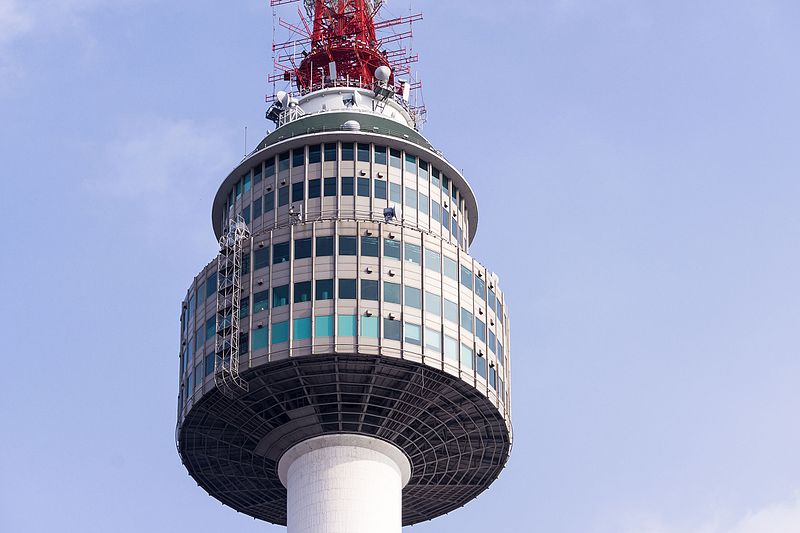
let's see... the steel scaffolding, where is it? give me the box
[214,216,250,398]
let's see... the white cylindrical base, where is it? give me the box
[278,435,411,533]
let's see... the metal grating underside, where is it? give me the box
[177,355,511,526]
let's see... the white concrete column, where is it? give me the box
[278,435,411,533]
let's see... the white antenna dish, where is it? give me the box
[276,91,289,108]
[375,66,391,82]
[400,80,410,102]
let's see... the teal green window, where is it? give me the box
[361,316,379,338]
[384,239,401,260]
[293,318,312,340]
[461,307,474,333]
[252,328,268,350]
[272,320,289,344]
[460,265,473,290]
[315,315,334,337]
[404,322,421,345]
[205,317,215,340]
[338,315,357,336]
[476,353,487,379]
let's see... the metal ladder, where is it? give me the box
[214,216,250,398]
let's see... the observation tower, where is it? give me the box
[176,2,512,532]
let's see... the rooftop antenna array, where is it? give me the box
[267,0,426,127]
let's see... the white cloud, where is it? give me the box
[625,495,800,533]
[83,116,239,242]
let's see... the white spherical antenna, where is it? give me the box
[375,66,391,82]
[276,91,290,108]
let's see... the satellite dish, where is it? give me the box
[375,66,391,82]
[341,120,361,131]
[276,91,289,108]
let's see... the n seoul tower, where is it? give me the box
[176,2,512,532]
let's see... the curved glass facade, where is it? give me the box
[178,221,510,418]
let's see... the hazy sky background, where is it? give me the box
[1,1,799,532]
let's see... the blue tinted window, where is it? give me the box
[324,143,337,161]
[432,201,440,222]
[316,279,334,300]
[361,236,379,257]
[254,248,270,270]
[294,317,311,340]
[444,335,458,362]
[357,177,370,197]
[475,318,486,342]
[475,274,486,299]
[243,173,251,193]
[339,279,357,299]
[239,296,249,318]
[419,160,429,180]
[279,151,290,171]
[384,319,401,341]
[443,257,458,280]
[374,180,387,199]
[389,149,401,169]
[461,308,474,333]
[384,282,401,304]
[206,273,217,299]
[205,317,215,340]
[444,299,458,324]
[242,206,251,224]
[265,191,275,212]
[273,241,290,263]
[338,315,357,336]
[425,291,441,316]
[489,366,497,389]
[292,148,305,167]
[384,238,401,260]
[315,315,334,337]
[339,236,357,256]
[309,144,321,164]
[272,285,289,308]
[357,143,370,162]
[419,193,429,215]
[405,154,417,173]
[389,183,402,203]
[341,143,355,161]
[425,327,441,353]
[375,146,387,165]
[205,353,214,376]
[404,243,421,265]
[425,249,440,273]
[361,316,379,338]
[265,157,276,176]
[295,238,312,260]
[361,279,379,301]
[324,177,337,196]
[291,181,304,202]
[489,330,497,353]
[405,187,417,208]
[460,265,473,290]
[294,281,312,303]
[316,236,334,256]
[341,177,354,196]
[308,178,321,198]
[476,353,487,379]
[253,197,262,219]
[278,185,289,206]
[272,321,289,343]
[404,286,422,309]
[461,343,474,370]
[254,290,269,313]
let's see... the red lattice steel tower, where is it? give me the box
[295,0,388,90]
[270,0,422,106]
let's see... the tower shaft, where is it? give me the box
[279,435,410,533]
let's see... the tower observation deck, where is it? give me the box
[176,3,512,532]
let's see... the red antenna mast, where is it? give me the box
[268,0,425,122]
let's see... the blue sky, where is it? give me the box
[2,1,799,532]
